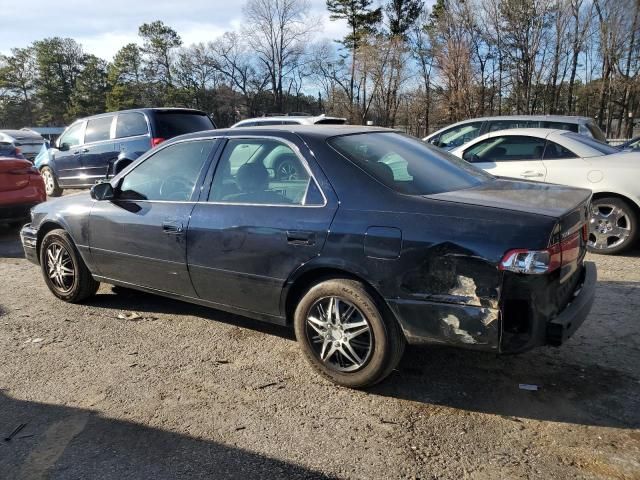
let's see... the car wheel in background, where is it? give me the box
[275,159,300,180]
[40,229,99,302]
[588,197,638,255]
[294,279,405,388]
[41,167,62,197]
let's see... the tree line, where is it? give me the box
[0,0,638,138]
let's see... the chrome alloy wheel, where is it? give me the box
[45,242,75,293]
[42,169,55,195]
[589,203,632,250]
[305,297,373,372]
[277,161,299,180]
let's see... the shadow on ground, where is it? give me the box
[0,224,24,259]
[81,281,640,431]
[0,392,334,480]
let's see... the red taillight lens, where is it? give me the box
[151,137,166,147]
[582,223,588,242]
[500,229,583,275]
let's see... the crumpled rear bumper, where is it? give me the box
[546,261,597,346]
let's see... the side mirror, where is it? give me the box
[58,142,70,152]
[90,181,114,201]
[113,158,134,176]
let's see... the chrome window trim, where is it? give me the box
[114,136,221,202]
[114,111,152,140]
[83,114,116,146]
[206,135,328,208]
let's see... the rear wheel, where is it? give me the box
[587,197,638,255]
[40,229,99,302]
[41,167,62,197]
[294,279,405,388]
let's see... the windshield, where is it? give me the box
[327,132,492,195]
[562,132,619,155]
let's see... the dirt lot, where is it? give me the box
[1,214,639,479]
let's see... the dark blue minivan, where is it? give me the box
[35,108,215,196]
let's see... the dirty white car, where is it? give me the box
[450,128,640,254]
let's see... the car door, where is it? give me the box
[81,115,117,182]
[187,136,338,318]
[53,121,86,187]
[462,135,548,181]
[428,121,484,150]
[114,112,152,165]
[89,138,219,296]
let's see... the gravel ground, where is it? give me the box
[1,216,639,479]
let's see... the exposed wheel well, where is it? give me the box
[36,222,64,259]
[284,267,399,328]
[591,192,640,217]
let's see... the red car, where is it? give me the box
[0,156,46,226]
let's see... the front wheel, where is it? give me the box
[40,229,99,302]
[587,197,638,255]
[294,279,405,388]
[41,167,62,197]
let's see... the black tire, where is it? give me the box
[41,166,63,197]
[587,197,638,255]
[275,158,300,180]
[294,279,405,388]
[40,229,99,302]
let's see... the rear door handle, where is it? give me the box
[287,230,315,245]
[521,171,543,178]
[162,221,184,235]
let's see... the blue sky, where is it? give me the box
[0,0,350,59]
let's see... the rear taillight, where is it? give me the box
[151,137,166,147]
[500,229,583,275]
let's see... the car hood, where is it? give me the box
[427,178,592,218]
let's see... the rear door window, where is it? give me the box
[542,121,578,132]
[543,140,577,159]
[154,112,215,138]
[116,112,149,138]
[463,136,547,162]
[84,116,114,144]
[487,119,538,132]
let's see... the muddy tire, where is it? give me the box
[294,279,405,388]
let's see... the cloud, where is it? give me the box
[0,0,348,59]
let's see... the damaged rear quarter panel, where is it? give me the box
[322,198,556,352]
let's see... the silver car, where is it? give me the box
[423,115,607,151]
[231,114,346,128]
[0,129,46,161]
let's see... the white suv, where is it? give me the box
[231,114,346,128]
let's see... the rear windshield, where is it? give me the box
[154,112,215,138]
[328,132,491,195]
[562,132,619,155]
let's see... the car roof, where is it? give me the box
[177,124,392,141]
[0,129,44,140]
[232,115,347,126]
[73,107,209,122]
[451,114,593,123]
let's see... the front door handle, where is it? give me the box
[521,171,543,178]
[162,221,184,235]
[287,230,315,246]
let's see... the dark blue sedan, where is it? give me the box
[21,126,596,387]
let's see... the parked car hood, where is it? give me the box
[427,178,591,218]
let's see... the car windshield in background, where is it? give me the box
[328,132,492,195]
[562,132,619,155]
[156,112,215,138]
